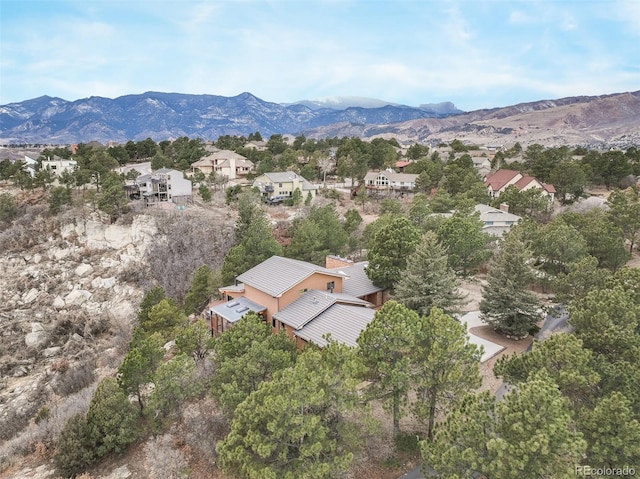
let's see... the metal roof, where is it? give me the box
[210,296,266,324]
[236,256,344,298]
[474,203,521,223]
[330,262,384,298]
[294,304,376,348]
[273,290,337,329]
[273,289,373,330]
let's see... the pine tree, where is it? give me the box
[393,231,467,316]
[357,301,417,433]
[412,308,481,440]
[217,346,361,479]
[183,264,216,315]
[480,229,541,337]
[365,216,420,289]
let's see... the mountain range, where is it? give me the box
[1,90,639,148]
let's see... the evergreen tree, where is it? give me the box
[487,371,586,478]
[393,231,467,316]
[480,229,541,337]
[582,392,640,468]
[221,194,282,285]
[217,346,361,479]
[175,319,214,363]
[198,183,211,202]
[412,308,481,440]
[118,333,164,411]
[608,186,640,253]
[183,264,216,315]
[211,313,297,416]
[86,377,138,457]
[494,333,600,409]
[48,186,73,214]
[54,414,95,478]
[423,372,586,478]
[357,301,417,433]
[436,211,492,275]
[365,216,420,289]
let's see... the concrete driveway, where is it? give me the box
[458,311,505,362]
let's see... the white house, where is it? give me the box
[135,168,192,204]
[363,170,418,196]
[41,157,77,176]
[23,155,37,177]
[475,203,521,236]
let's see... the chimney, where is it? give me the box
[325,255,354,269]
[499,203,509,212]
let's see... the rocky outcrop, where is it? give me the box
[0,212,158,449]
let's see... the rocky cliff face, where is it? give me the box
[0,211,158,473]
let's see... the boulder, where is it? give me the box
[22,288,40,304]
[64,289,92,306]
[75,263,94,277]
[25,330,49,349]
[52,295,66,310]
[101,277,117,289]
[43,346,61,358]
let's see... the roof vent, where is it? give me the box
[227,301,240,308]
[235,306,249,313]
[311,297,318,304]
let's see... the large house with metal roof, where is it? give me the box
[208,255,386,348]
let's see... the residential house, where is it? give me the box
[363,170,418,197]
[23,155,37,177]
[209,255,385,348]
[244,140,268,151]
[475,203,521,236]
[41,156,77,176]
[471,157,492,179]
[192,150,254,180]
[135,168,192,204]
[395,160,411,172]
[485,169,556,202]
[253,171,318,202]
[116,161,152,178]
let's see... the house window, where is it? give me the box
[326,281,335,292]
[279,182,283,187]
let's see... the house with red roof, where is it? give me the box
[485,169,555,202]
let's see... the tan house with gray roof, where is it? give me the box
[209,255,385,348]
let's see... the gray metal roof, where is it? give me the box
[474,203,521,223]
[236,256,344,298]
[273,289,372,330]
[330,262,384,298]
[210,296,266,324]
[294,304,376,348]
[273,290,336,329]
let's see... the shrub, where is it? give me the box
[54,414,95,478]
[85,377,138,457]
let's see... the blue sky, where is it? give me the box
[1,0,639,111]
